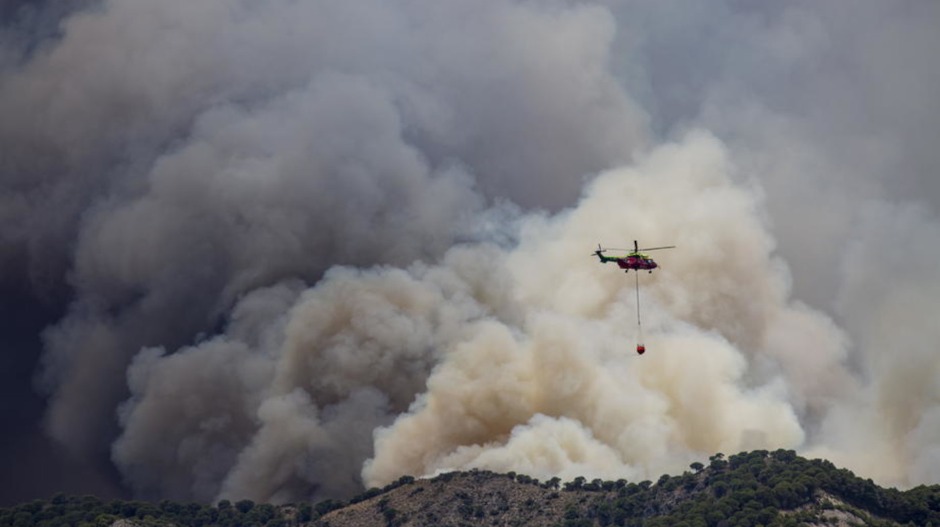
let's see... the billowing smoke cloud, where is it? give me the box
[1,0,642,476]
[363,131,832,488]
[603,1,940,486]
[110,132,843,501]
[2,0,940,506]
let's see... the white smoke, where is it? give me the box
[2,0,940,505]
[364,131,818,488]
[112,131,836,501]
[111,245,519,501]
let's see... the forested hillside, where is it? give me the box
[3,450,940,527]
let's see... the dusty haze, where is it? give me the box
[1,0,939,505]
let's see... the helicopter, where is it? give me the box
[592,240,675,273]
[592,240,675,355]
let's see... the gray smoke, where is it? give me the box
[1,0,939,505]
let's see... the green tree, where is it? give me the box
[298,503,312,522]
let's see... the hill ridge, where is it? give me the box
[4,450,940,526]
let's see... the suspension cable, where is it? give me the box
[635,270,643,344]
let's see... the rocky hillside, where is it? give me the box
[315,450,939,527]
[3,450,940,527]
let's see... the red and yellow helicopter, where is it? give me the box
[593,240,675,355]
[592,240,675,273]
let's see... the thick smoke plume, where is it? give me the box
[114,132,822,502]
[2,0,940,505]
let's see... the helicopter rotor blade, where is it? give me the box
[595,242,676,253]
[639,245,676,251]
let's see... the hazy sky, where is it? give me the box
[1,0,939,505]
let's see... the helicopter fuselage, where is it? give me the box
[615,254,658,271]
[596,251,658,271]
